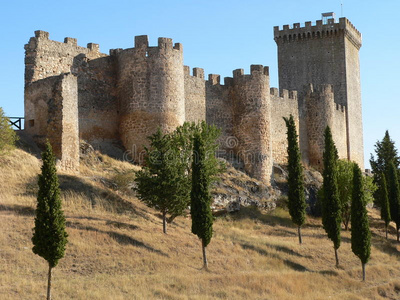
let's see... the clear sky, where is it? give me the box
[1,0,398,168]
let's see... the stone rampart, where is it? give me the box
[117,36,185,163]
[25,73,79,171]
[270,88,299,164]
[231,65,272,183]
[184,66,206,122]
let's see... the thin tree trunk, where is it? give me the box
[362,262,366,281]
[298,226,302,244]
[386,226,388,240]
[202,239,208,270]
[47,264,52,300]
[334,247,339,267]
[162,211,167,234]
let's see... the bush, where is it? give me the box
[0,107,17,153]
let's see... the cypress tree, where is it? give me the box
[284,115,306,244]
[322,126,342,267]
[379,173,391,239]
[191,132,214,269]
[351,163,371,281]
[370,130,400,205]
[387,162,400,242]
[32,142,68,300]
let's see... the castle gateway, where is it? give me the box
[24,16,363,183]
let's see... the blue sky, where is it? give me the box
[1,0,398,168]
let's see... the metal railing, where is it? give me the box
[8,117,24,130]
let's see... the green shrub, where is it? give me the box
[0,107,17,153]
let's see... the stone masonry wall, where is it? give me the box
[24,20,364,182]
[274,17,363,169]
[305,84,347,170]
[205,74,234,155]
[24,73,79,171]
[232,65,272,184]
[344,33,364,169]
[270,88,299,164]
[117,36,185,163]
[24,30,106,84]
[184,66,206,123]
[75,56,119,144]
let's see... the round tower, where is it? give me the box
[232,65,272,184]
[116,36,185,162]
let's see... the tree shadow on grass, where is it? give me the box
[60,175,150,220]
[265,243,313,259]
[66,221,167,257]
[239,242,310,272]
[228,206,294,228]
[0,204,35,216]
[239,241,338,275]
[22,174,150,220]
[371,234,400,258]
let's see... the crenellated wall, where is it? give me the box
[274,17,364,169]
[75,56,119,144]
[205,74,234,151]
[304,84,347,170]
[184,66,206,122]
[24,30,106,84]
[270,88,299,164]
[25,73,79,171]
[231,65,272,183]
[23,18,364,181]
[116,36,185,163]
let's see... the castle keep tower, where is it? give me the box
[274,17,363,169]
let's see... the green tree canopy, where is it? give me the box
[370,130,400,206]
[0,107,18,154]
[135,128,191,233]
[190,125,222,269]
[387,161,400,241]
[337,159,355,230]
[284,114,306,244]
[351,163,371,281]
[379,173,391,239]
[322,126,342,266]
[32,142,68,300]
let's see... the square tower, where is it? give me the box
[274,17,363,169]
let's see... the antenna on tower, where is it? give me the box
[341,0,344,17]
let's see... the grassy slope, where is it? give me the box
[1,148,400,300]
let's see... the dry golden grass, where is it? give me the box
[1,148,400,299]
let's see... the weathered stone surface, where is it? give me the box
[274,17,363,169]
[23,16,363,182]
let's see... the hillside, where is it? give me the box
[1,145,400,300]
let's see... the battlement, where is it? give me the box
[305,83,334,96]
[184,66,204,79]
[207,74,221,85]
[336,103,346,112]
[233,65,269,79]
[34,30,49,39]
[270,88,297,100]
[30,30,104,53]
[274,17,361,49]
[132,35,182,54]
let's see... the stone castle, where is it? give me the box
[24,16,363,184]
